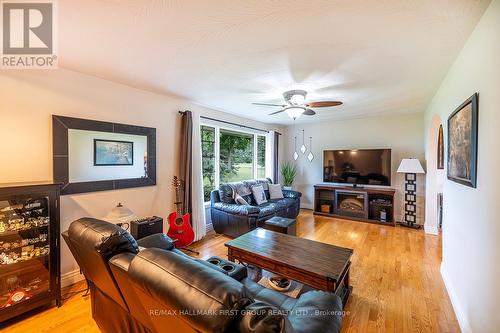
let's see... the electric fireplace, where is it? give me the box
[335,190,368,219]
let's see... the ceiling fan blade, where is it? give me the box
[303,109,316,116]
[306,101,343,108]
[253,102,286,107]
[269,109,286,115]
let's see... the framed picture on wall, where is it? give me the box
[437,125,444,169]
[447,93,478,188]
[94,139,134,166]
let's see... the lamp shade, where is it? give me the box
[397,159,425,174]
[104,203,137,224]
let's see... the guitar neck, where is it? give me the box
[175,187,182,215]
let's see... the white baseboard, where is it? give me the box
[61,269,85,288]
[424,224,439,235]
[301,203,313,210]
[440,263,471,333]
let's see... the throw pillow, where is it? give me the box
[251,185,268,205]
[268,184,284,199]
[234,193,249,205]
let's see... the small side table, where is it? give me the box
[263,216,296,236]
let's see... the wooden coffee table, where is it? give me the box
[225,228,353,305]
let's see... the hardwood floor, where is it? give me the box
[0,281,98,333]
[1,210,459,333]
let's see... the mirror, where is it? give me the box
[53,115,156,195]
[68,129,148,182]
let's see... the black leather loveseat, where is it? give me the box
[62,218,342,333]
[210,178,301,238]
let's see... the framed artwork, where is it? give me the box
[447,93,478,188]
[437,125,444,169]
[94,139,134,166]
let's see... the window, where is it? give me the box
[257,136,266,178]
[220,129,254,183]
[201,124,269,202]
[201,126,216,202]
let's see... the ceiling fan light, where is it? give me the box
[285,107,304,119]
[290,93,305,106]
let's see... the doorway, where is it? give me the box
[425,115,445,234]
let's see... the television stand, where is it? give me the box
[314,184,396,226]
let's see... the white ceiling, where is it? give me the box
[59,0,490,124]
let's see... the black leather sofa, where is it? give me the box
[62,217,342,333]
[211,178,301,238]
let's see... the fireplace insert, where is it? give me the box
[335,190,368,219]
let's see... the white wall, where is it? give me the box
[283,113,425,224]
[423,1,500,332]
[0,69,283,285]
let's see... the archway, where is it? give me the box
[425,115,445,234]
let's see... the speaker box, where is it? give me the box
[130,216,163,240]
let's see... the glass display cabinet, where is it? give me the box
[0,183,60,323]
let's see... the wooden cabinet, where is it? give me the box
[314,185,396,226]
[0,183,61,322]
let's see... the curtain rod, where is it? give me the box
[179,111,281,135]
[200,116,270,133]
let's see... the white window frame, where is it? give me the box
[200,121,271,203]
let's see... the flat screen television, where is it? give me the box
[323,149,392,186]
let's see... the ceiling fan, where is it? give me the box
[252,89,343,119]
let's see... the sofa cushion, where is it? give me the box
[269,184,284,199]
[244,178,271,190]
[219,183,236,204]
[257,201,278,218]
[66,218,138,312]
[269,198,296,210]
[219,182,253,204]
[252,185,268,205]
[288,290,343,333]
[234,193,249,205]
[243,180,257,189]
[257,198,298,218]
[245,179,272,199]
[232,182,253,196]
[68,217,139,260]
[128,249,253,333]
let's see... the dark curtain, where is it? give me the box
[273,131,280,183]
[180,111,193,215]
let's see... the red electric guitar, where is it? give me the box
[167,176,195,249]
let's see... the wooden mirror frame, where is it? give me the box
[52,115,156,195]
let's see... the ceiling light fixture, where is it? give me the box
[289,93,306,106]
[285,106,305,119]
[254,89,343,118]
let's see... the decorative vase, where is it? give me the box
[284,186,292,191]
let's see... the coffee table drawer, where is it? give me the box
[273,265,328,290]
[230,250,278,271]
